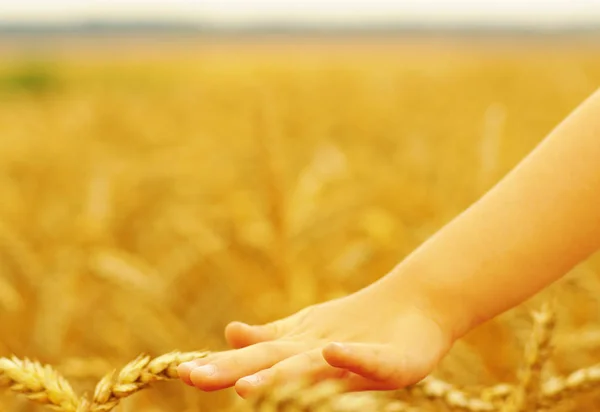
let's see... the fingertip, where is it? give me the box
[177,362,195,386]
[225,321,276,348]
[190,364,224,391]
[323,342,350,355]
[322,342,353,368]
[225,321,253,349]
[235,374,264,398]
[179,358,211,386]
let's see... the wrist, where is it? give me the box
[366,258,478,343]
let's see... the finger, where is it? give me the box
[322,342,417,388]
[235,348,343,398]
[225,319,286,349]
[179,339,292,385]
[189,341,306,391]
[178,351,232,386]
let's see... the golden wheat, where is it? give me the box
[0,357,80,411]
[542,363,600,405]
[90,351,209,411]
[245,380,418,412]
[404,376,495,411]
[4,304,600,411]
[0,351,208,412]
[247,380,342,412]
[501,302,556,412]
[1,36,600,411]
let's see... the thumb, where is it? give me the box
[323,342,424,389]
[225,319,286,349]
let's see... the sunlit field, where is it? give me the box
[1,34,600,411]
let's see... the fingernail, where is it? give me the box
[193,364,217,377]
[179,361,193,369]
[178,362,193,375]
[237,322,252,331]
[329,342,350,354]
[240,374,262,386]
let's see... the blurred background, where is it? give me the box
[1,1,600,410]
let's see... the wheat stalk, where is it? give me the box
[402,376,496,411]
[501,302,555,412]
[246,380,341,412]
[542,363,600,404]
[400,360,600,412]
[478,384,513,406]
[3,353,600,412]
[0,351,208,412]
[89,350,209,411]
[0,356,81,411]
[246,379,419,412]
[2,304,600,412]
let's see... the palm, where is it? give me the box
[178,290,452,398]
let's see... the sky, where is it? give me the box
[1,0,600,27]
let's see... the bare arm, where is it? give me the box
[180,88,600,397]
[380,87,600,339]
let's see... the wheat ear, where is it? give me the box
[0,356,81,411]
[89,350,208,411]
[478,384,513,405]
[247,379,417,412]
[542,363,600,404]
[502,302,555,412]
[403,376,495,411]
[245,380,339,411]
[0,351,208,412]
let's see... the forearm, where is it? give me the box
[377,88,600,340]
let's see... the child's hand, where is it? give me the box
[177,284,454,398]
[179,88,600,399]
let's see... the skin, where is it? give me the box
[178,87,600,398]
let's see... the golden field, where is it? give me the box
[1,34,600,411]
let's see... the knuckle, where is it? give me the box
[292,305,318,325]
[266,320,285,337]
[211,352,241,370]
[257,368,275,383]
[270,350,321,382]
[251,341,300,366]
[261,340,289,356]
[298,350,321,366]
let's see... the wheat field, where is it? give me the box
[1,34,600,411]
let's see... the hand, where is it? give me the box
[177,283,455,398]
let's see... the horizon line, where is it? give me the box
[0,19,599,31]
